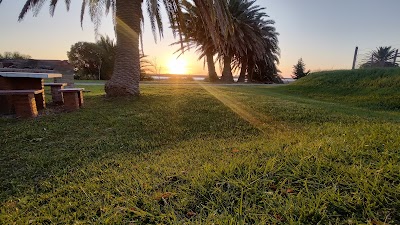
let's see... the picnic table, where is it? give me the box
[0,72,62,116]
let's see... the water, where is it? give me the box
[150,75,238,82]
[151,76,169,80]
[151,75,295,83]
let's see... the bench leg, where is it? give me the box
[63,92,80,111]
[50,86,64,104]
[12,94,38,118]
[34,92,46,110]
[78,91,84,107]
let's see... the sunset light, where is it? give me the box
[167,58,188,75]
[1,0,400,223]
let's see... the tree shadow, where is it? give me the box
[0,87,259,202]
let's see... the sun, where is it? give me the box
[167,58,188,75]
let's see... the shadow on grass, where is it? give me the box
[1,85,400,223]
[0,87,259,202]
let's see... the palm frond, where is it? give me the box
[14,0,235,58]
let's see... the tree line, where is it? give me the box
[0,51,31,60]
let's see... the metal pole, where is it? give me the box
[352,46,358,69]
[98,59,102,80]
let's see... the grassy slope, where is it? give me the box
[0,78,399,224]
[282,68,400,110]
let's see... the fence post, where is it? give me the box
[393,49,398,66]
[352,46,358,70]
[371,54,374,66]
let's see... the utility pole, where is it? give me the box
[352,46,358,70]
[393,49,398,66]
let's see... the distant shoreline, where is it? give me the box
[148,74,295,83]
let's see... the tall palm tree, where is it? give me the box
[240,21,280,83]
[175,0,279,83]
[219,0,279,83]
[2,0,233,96]
[171,1,219,82]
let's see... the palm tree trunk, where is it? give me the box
[206,53,219,82]
[237,58,247,83]
[221,55,234,83]
[247,58,255,83]
[105,0,142,97]
[380,60,385,67]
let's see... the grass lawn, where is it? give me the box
[1,76,399,223]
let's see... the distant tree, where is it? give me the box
[0,51,31,59]
[292,58,310,79]
[140,54,153,81]
[149,57,163,76]
[96,35,116,80]
[67,42,101,80]
[360,46,398,68]
[68,36,152,80]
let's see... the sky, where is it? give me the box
[1,0,400,77]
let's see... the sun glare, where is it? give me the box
[167,58,188,75]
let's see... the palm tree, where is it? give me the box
[2,0,233,96]
[175,0,279,83]
[236,22,279,83]
[361,46,398,68]
[171,1,219,82]
[243,22,280,83]
[96,35,116,80]
[186,8,220,82]
[139,54,153,80]
[220,0,279,83]
[373,46,397,66]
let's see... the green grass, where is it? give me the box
[282,68,400,110]
[74,79,106,84]
[1,73,400,224]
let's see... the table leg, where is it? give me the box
[50,86,64,104]
[12,94,38,118]
[78,90,84,107]
[34,93,46,110]
[13,77,45,110]
[0,77,13,114]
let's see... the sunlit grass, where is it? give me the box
[283,68,400,110]
[0,79,399,224]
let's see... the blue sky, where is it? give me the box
[0,0,399,77]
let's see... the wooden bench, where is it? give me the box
[59,88,84,111]
[44,83,67,104]
[0,89,43,118]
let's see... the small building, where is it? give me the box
[0,59,75,87]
